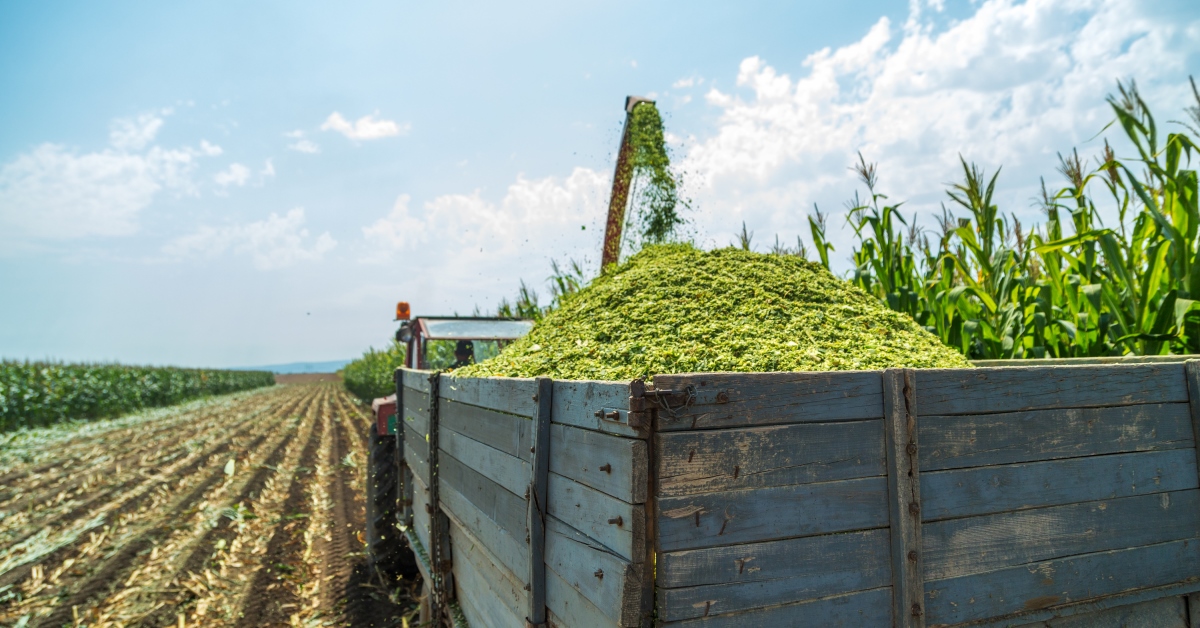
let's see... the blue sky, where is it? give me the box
[1,0,1198,367]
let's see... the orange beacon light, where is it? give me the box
[395,301,411,321]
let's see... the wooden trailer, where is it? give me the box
[394,357,1200,627]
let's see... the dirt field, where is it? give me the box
[274,373,343,384]
[0,383,417,627]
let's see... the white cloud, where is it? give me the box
[109,111,167,151]
[214,163,251,187]
[672,77,699,89]
[356,166,606,314]
[320,112,410,140]
[261,159,275,179]
[678,0,1200,264]
[288,139,321,154]
[284,129,321,154]
[0,112,220,239]
[163,207,336,270]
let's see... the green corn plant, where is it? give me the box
[836,78,1200,361]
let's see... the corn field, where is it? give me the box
[342,342,407,401]
[809,79,1200,360]
[0,361,275,431]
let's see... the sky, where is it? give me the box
[1,0,1198,368]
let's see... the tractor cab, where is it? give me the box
[392,301,533,370]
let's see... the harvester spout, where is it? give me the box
[601,95,656,271]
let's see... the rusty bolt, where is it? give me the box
[594,569,604,579]
[593,410,603,418]
[532,394,538,402]
[911,603,923,617]
[607,516,623,526]
[906,443,917,456]
[909,501,920,515]
[599,463,612,473]
[907,550,918,562]
[715,391,730,403]
[425,504,433,514]
[605,410,620,421]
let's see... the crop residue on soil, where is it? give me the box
[458,243,971,380]
[0,384,417,627]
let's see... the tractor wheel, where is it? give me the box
[366,426,417,582]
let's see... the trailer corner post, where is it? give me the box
[394,369,408,526]
[527,377,554,627]
[427,372,456,627]
[883,368,926,628]
[1184,361,1200,487]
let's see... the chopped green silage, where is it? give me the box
[457,244,971,381]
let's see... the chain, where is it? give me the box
[652,385,696,420]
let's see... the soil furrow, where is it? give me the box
[231,388,331,627]
[0,399,276,550]
[12,388,318,627]
[0,383,419,628]
[0,390,300,580]
[0,389,286,511]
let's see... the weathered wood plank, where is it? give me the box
[653,371,884,431]
[449,516,528,628]
[973,354,1199,367]
[657,528,887,588]
[924,490,1200,581]
[918,363,1187,416]
[441,398,532,462]
[922,448,1199,522]
[883,368,925,627]
[971,582,1200,628]
[438,452,527,545]
[402,388,431,435]
[920,403,1193,471]
[402,368,431,393]
[545,516,642,626]
[656,420,884,498]
[439,479,529,586]
[404,422,428,458]
[1009,596,1187,628]
[1189,592,1200,628]
[411,472,432,558]
[657,476,889,552]
[528,377,553,628]
[546,563,614,628]
[552,379,640,437]
[439,425,529,497]
[551,423,648,503]
[440,374,538,417]
[924,537,1200,626]
[1186,361,1200,489]
[403,425,432,489]
[547,472,643,562]
[656,529,890,621]
[662,586,893,628]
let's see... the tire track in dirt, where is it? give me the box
[230,388,332,627]
[329,388,415,628]
[16,389,319,628]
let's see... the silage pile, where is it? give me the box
[457,244,971,381]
